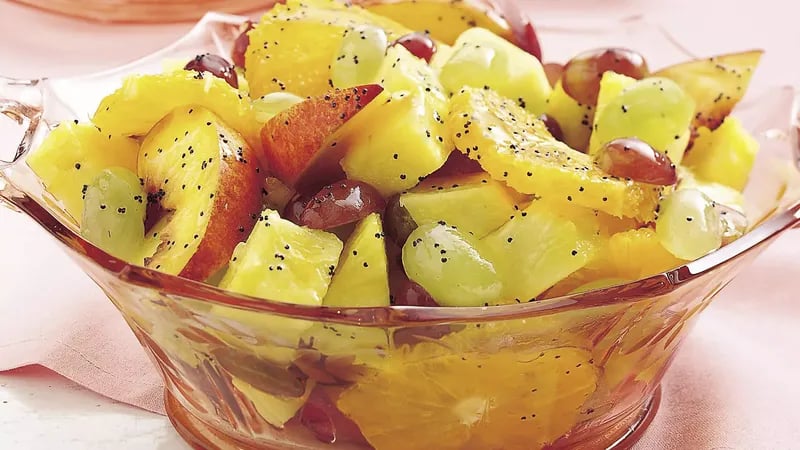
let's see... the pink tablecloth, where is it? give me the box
[1,0,799,448]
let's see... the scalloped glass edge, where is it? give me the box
[0,12,799,326]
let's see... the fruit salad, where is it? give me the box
[26,0,762,448]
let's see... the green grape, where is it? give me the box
[252,92,304,123]
[402,222,502,307]
[80,167,146,263]
[590,77,695,162]
[331,25,388,89]
[655,189,722,260]
[438,27,551,115]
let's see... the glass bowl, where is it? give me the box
[1,12,799,450]
[10,0,266,23]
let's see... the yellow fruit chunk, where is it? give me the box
[544,81,593,151]
[482,201,597,303]
[449,87,662,221]
[337,338,597,450]
[26,121,138,224]
[681,117,758,191]
[364,0,508,44]
[324,213,390,307]
[399,173,518,238]
[599,228,687,280]
[220,209,342,305]
[245,0,408,98]
[92,71,259,149]
[335,88,450,196]
[232,376,314,428]
[654,50,763,133]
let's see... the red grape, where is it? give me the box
[562,48,648,105]
[383,196,418,247]
[538,114,564,142]
[299,388,368,445]
[392,32,436,63]
[283,193,309,224]
[299,180,386,230]
[231,20,254,68]
[543,62,564,88]
[595,138,676,185]
[487,0,542,60]
[184,53,238,89]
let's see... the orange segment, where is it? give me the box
[337,332,597,450]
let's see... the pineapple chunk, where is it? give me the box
[481,201,597,303]
[544,81,593,151]
[232,377,314,429]
[439,27,551,115]
[681,117,758,191]
[365,0,508,44]
[333,88,450,196]
[27,121,138,224]
[92,71,259,149]
[221,209,343,304]
[593,71,637,128]
[324,213,390,307]
[400,173,519,238]
[245,0,408,98]
[449,87,662,221]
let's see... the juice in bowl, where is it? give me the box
[1,0,800,448]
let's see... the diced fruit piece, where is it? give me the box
[184,53,238,88]
[594,71,637,123]
[298,324,389,369]
[449,87,662,221]
[138,106,262,281]
[681,117,758,191]
[543,62,563,87]
[402,222,503,307]
[538,113,564,142]
[655,189,722,260]
[27,121,138,223]
[589,77,695,163]
[245,0,408,98]
[482,201,596,303]
[231,20,254,68]
[716,203,748,245]
[260,84,383,189]
[596,228,687,280]
[330,88,450,197]
[379,44,446,100]
[92,71,260,150]
[677,167,744,212]
[362,0,509,45]
[384,196,418,246]
[232,375,313,428]
[544,81,593,151]
[490,0,542,60]
[324,213,390,307]
[252,92,304,123]
[299,388,368,445]
[220,209,343,303]
[562,48,649,106]
[331,25,389,89]
[80,168,146,264]
[392,32,437,63]
[399,173,518,237]
[337,341,597,450]
[653,50,763,132]
[299,180,386,230]
[595,138,677,185]
[439,27,551,115]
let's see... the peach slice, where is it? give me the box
[260,84,383,191]
[138,106,262,281]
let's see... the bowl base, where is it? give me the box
[165,386,662,450]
